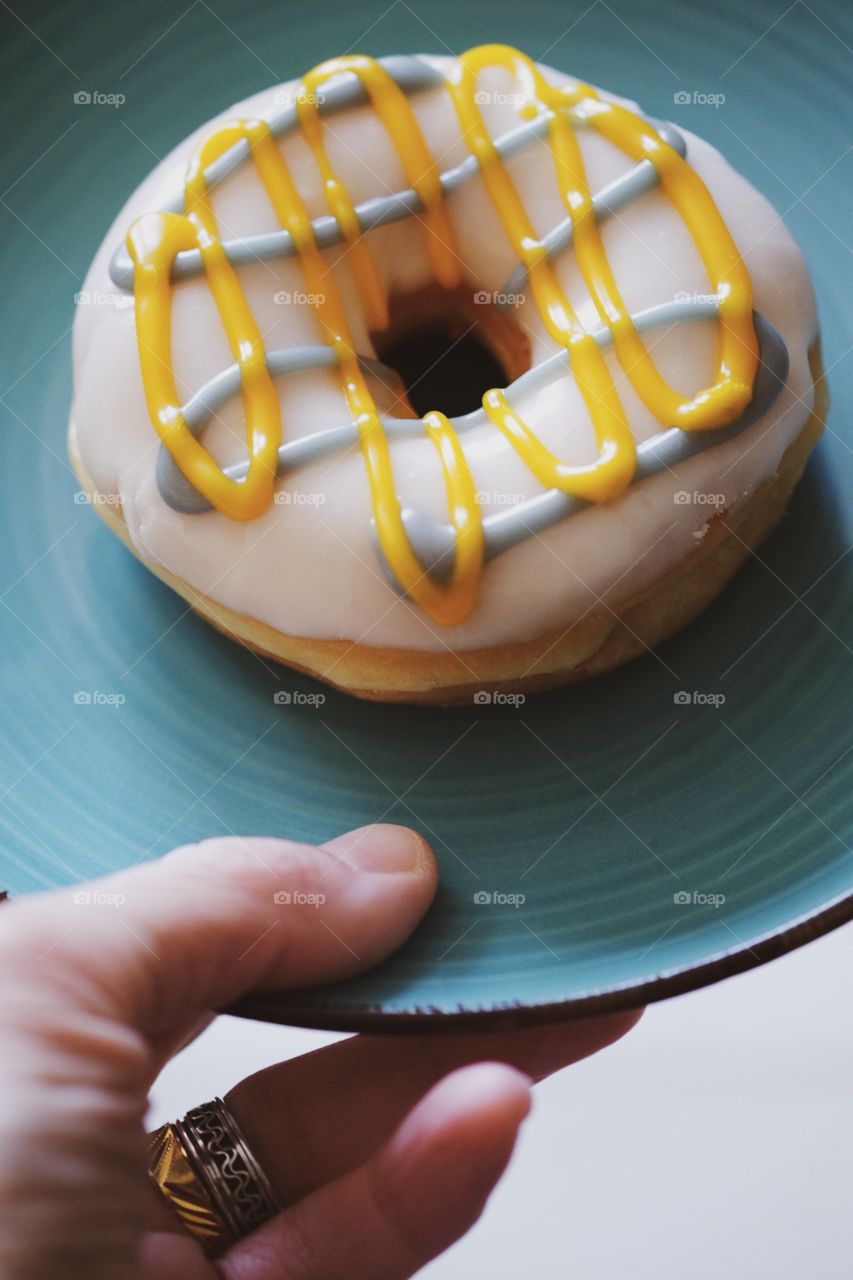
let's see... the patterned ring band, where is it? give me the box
[148,1097,279,1256]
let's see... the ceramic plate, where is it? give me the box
[1,0,850,1029]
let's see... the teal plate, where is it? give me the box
[1,0,851,1029]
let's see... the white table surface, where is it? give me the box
[149,918,853,1279]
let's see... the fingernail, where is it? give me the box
[323,824,427,873]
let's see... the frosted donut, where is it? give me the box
[69,45,826,703]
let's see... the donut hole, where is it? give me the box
[372,284,531,419]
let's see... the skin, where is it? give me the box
[0,824,640,1279]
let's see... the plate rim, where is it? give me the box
[228,882,853,1031]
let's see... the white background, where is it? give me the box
[150,920,853,1279]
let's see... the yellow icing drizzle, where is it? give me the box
[127,44,758,624]
[296,54,461,330]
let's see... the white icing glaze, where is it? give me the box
[71,55,819,651]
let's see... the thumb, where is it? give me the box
[1,825,436,1037]
[0,827,436,1280]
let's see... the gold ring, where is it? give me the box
[148,1097,279,1255]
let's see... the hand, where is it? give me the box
[0,826,639,1279]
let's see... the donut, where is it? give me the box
[69,44,826,704]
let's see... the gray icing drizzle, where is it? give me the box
[108,53,790,597]
[108,57,678,290]
[387,307,788,587]
[156,303,788,590]
[497,121,686,303]
[109,56,444,289]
